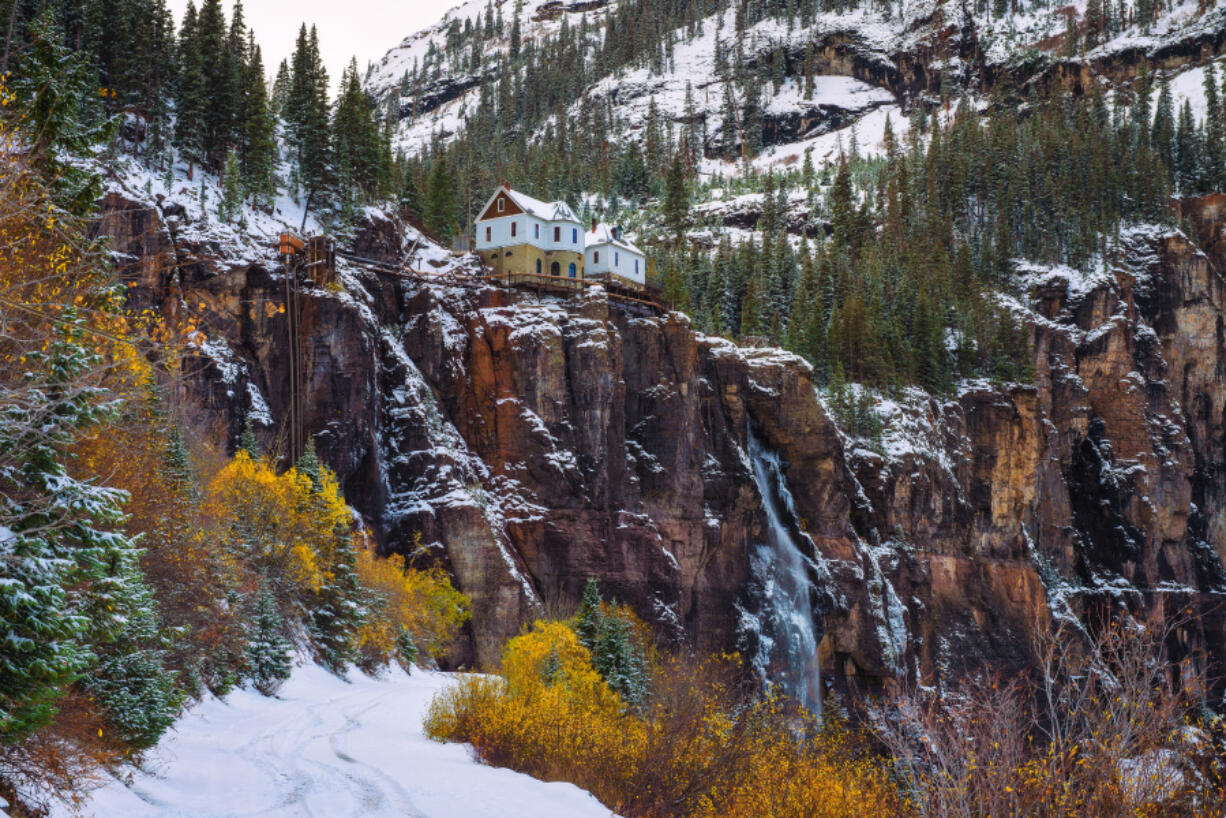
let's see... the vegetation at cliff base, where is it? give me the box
[426,581,903,818]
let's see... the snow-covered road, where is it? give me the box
[53,664,617,818]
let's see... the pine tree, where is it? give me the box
[830,159,855,251]
[509,0,522,60]
[1136,0,1155,31]
[395,628,419,672]
[0,314,137,742]
[175,1,207,176]
[194,0,233,170]
[239,416,261,457]
[11,9,114,213]
[295,438,322,491]
[308,529,364,672]
[663,153,690,244]
[574,578,603,651]
[81,545,182,749]
[1202,64,1225,191]
[241,40,278,208]
[540,645,562,685]
[1151,72,1175,167]
[424,156,459,241]
[592,610,648,708]
[401,165,423,222]
[285,24,332,218]
[219,149,244,223]
[333,57,389,209]
[1175,99,1198,192]
[304,459,365,672]
[165,423,194,492]
[270,59,291,116]
[245,584,293,695]
[661,258,692,313]
[1084,0,1106,48]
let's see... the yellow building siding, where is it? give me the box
[482,244,585,280]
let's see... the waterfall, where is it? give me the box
[745,424,822,714]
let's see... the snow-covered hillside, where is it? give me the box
[50,664,617,818]
[365,0,1224,178]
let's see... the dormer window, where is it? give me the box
[497,198,505,213]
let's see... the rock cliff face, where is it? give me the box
[97,196,1226,701]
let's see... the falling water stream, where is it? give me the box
[746,424,822,714]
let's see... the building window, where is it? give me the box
[511,221,517,238]
[572,228,578,244]
[535,223,540,239]
[536,258,542,275]
[635,259,639,275]
[497,198,505,213]
[485,226,491,242]
[615,252,620,266]
[554,226,561,242]
[569,263,576,278]
[594,251,599,263]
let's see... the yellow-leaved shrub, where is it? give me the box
[203,450,350,597]
[425,621,642,798]
[354,547,470,667]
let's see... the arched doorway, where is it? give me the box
[568,262,577,279]
[535,258,542,275]
[550,261,561,277]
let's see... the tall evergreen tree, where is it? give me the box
[175,1,207,176]
[11,9,115,212]
[663,153,690,243]
[285,24,332,218]
[194,0,233,170]
[241,39,278,207]
[424,155,459,241]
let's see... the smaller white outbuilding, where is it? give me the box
[584,222,647,288]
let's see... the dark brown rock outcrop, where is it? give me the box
[99,198,1226,704]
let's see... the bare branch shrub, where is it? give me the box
[871,615,1226,817]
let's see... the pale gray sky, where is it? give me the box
[166,0,457,93]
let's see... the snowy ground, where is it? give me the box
[51,664,617,818]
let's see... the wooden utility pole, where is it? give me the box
[278,232,307,463]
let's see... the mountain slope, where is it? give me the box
[367,0,1225,170]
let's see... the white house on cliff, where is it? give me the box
[585,222,646,287]
[474,184,647,290]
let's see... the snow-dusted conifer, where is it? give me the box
[245,583,292,695]
[0,313,135,742]
[574,578,603,651]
